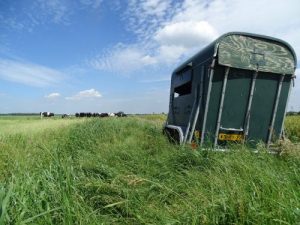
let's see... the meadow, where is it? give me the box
[0,115,299,224]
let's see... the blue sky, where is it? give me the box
[0,0,299,114]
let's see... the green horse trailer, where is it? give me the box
[164,32,297,148]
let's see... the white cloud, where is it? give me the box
[65,88,102,101]
[35,0,70,24]
[45,92,61,99]
[0,0,107,32]
[0,0,71,32]
[167,0,300,49]
[153,20,218,64]
[155,21,218,48]
[89,20,218,72]
[0,58,64,87]
[124,0,175,40]
[89,44,157,74]
[156,45,186,65]
[79,0,103,9]
[91,0,299,110]
[141,0,170,15]
[89,1,218,72]
[97,0,299,70]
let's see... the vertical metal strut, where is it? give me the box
[200,59,216,147]
[244,70,258,140]
[279,76,293,139]
[188,66,204,143]
[267,74,284,148]
[183,85,198,144]
[214,67,230,147]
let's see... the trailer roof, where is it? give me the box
[173,32,297,75]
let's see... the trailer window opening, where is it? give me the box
[173,68,192,98]
[174,81,192,97]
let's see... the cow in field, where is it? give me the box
[40,112,54,117]
[93,113,100,117]
[79,112,86,117]
[74,112,120,118]
[100,113,109,117]
[76,112,97,118]
[115,111,127,117]
[62,114,70,118]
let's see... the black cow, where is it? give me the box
[100,113,109,117]
[115,111,127,117]
[79,112,86,117]
[40,112,54,117]
[93,113,100,117]
[62,114,69,118]
[76,112,95,118]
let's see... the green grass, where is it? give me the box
[0,116,84,135]
[0,116,299,224]
[285,115,300,142]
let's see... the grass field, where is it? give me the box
[0,116,84,135]
[0,115,299,224]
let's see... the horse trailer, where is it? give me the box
[164,32,297,148]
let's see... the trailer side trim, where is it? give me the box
[200,59,215,146]
[188,66,205,143]
[244,70,258,140]
[214,67,230,147]
[267,74,284,147]
[183,84,198,144]
[279,76,294,139]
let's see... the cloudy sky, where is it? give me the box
[0,0,299,114]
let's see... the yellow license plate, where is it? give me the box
[218,133,243,141]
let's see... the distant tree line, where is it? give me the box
[0,113,40,116]
[286,111,300,116]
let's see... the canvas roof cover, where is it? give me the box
[218,34,296,75]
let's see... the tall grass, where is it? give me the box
[0,116,83,135]
[285,115,300,142]
[0,116,299,224]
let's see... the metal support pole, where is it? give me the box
[200,59,216,147]
[214,67,230,147]
[183,86,198,144]
[188,66,204,143]
[243,70,258,140]
[267,74,284,148]
[279,76,293,139]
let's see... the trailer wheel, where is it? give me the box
[163,127,180,144]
